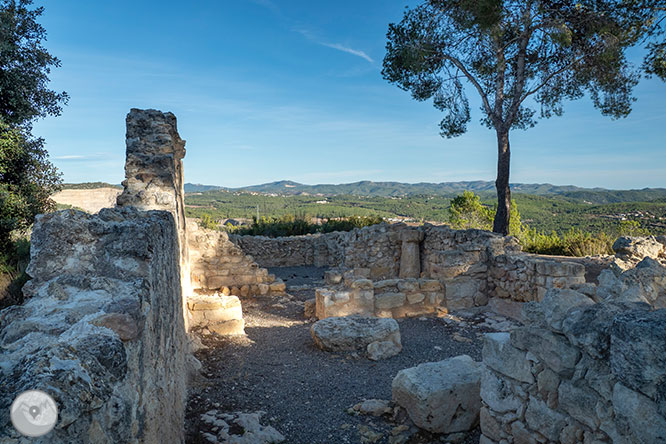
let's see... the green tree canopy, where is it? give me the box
[383,0,665,235]
[0,0,68,125]
[0,0,65,247]
[448,190,522,235]
[0,120,60,245]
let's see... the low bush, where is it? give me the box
[518,227,614,256]
[0,236,30,308]
[231,215,384,237]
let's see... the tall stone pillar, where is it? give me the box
[399,229,424,278]
[116,108,192,329]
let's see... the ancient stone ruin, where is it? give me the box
[1,108,665,443]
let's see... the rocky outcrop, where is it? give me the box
[613,235,666,268]
[0,208,188,443]
[597,257,666,308]
[310,316,402,360]
[392,355,482,434]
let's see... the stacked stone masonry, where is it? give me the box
[315,277,445,319]
[479,285,666,444]
[188,221,286,298]
[234,223,592,309]
[0,208,188,443]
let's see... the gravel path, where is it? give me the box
[185,267,518,444]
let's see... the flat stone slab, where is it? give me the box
[310,316,401,359]
[392,355,482,433]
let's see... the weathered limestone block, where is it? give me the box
[187,294,245,335]
[557,380,600,430]
[399,229,424,278]
[597,257,666,308]
[524,397,567,442]
[310,316,401,359]
[535,259,586,278]
[0,208,187,443]
[611,309,666,409]
[480,367,524,414]
[325,270,343,285]
[445,277,483,310]
[315,288,374,319]
[482,333,534,383]
[392,355,482,433]
[541,288,594,332]
[207,319,245,336]
[375,292,406,310]
[511,327,580,378]
[562,302,649,360]
[612,382,666,444]
[304,298,316,318]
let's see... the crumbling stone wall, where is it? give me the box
[489,254,587,302]
[189,222,286,297]
[0,208,188,443]
[230,231,348,268]
[480,286,666,444]
[116,108,193,329]
[234,223,592,309]
[230,222,404,275]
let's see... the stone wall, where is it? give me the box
[421,226,511,309]
[189,222,286,297]
[479,286,666,444]
[0,208,188,443]
[233,223,593,309]
[230,231,346,268]
[116,108,193,330]
[230,222,405,278]
[315,277,445,319]
[489,254,587,303]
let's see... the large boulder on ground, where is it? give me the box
[310,316,401,360]
[392,355,482,433]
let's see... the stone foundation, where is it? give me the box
[0,208,187,443]
[315,277,445,319]
[187,294,245,335]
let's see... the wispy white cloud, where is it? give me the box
[54,155,87,160]
[52,153,112,162]
[320,43,374,63]
[293,28,374,63]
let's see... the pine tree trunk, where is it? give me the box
[493,130,511,235]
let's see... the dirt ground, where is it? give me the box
[184,267,519,444]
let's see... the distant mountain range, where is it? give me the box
[183,180,666,203]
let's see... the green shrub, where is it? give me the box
[517,227,613,256]
[321,216,384,233]
[0,236,31,308]
[199,214,218,230]
[233,215,384,237]
[449,191,494,230]
[617,220,650,237]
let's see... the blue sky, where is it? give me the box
[32,0,666,189]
